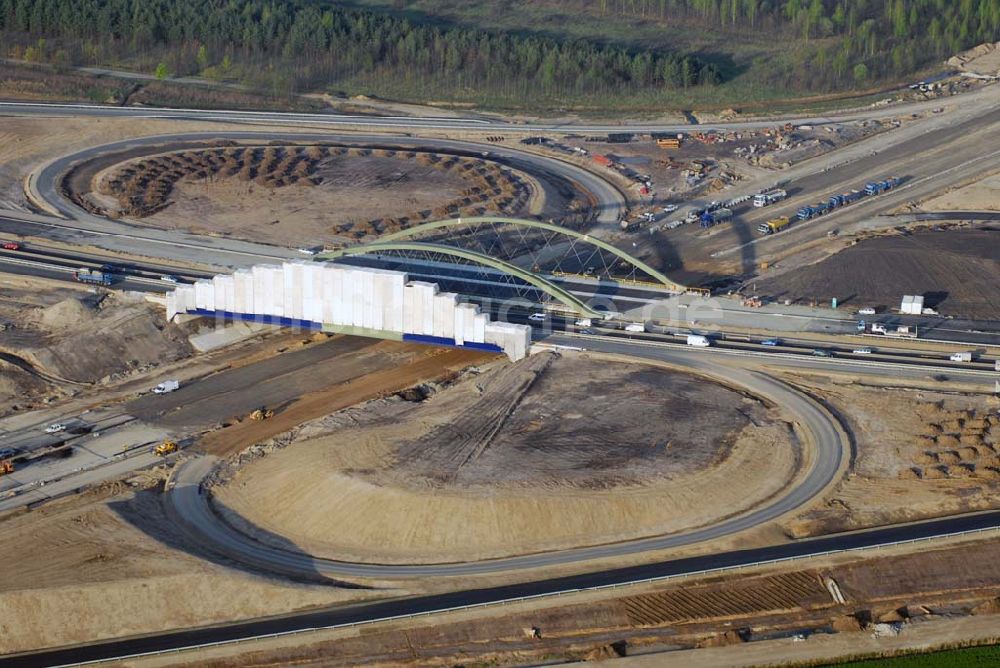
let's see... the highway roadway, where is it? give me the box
[6,509,1000,668]
[24,130,625,265]
[1,84,994,133]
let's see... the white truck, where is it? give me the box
[152,380,180,394]
[686,334,711,347]
[624,323,645,333]
[949,352,973,363]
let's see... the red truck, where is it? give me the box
[1,241,20,250]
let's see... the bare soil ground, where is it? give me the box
[781,375,1000,537]
[142,538,1000,668]
[0,483,372,656]
[92,145,534,246]
[753,226,1000,319]
[0,291,192,385]
[922,171,1000,212]
[0,277,193,413]
[211,352,799,563]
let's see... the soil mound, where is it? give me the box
[29,297,94,331]
[24,295,193,383]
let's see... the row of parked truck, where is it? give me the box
[755,177,900,235]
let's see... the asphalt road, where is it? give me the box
[25,131,625,269]
[164,337,849,579]
[0,85,991,133]
[9,479,1000,667]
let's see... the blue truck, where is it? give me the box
[74,268,113,285]
[700,207,733,228]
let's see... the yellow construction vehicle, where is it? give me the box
[249,408,274,421]
[0,459,13,476]
[153,440,178,456]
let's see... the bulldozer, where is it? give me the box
[0,459,13,476]
[249,407,274,421]
[153,440,178,457]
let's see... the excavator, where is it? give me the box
[249,407,274,421]
[153,440,178,457]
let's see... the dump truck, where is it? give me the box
[249,408,274,421]
[686,334,710,347]
[0,459,13,476]
[74,268,113,285]
[153,440,178,456]
[757,216,791,234]
[699,207,733,228]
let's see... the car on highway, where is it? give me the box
[2,241,21,250]
[858,307,876,315]
[0,447,18,459]
[852,348,873,355]
[159,274,179,283]
[812,349,833,358]
[44,423,66,433]
[297,246,321,256]
[580,328,595,335]
[527,313,548,322]
[662,204,678,214]
[760,338,781,346]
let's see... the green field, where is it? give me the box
[834,643,1000,667]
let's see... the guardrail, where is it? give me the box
[56,523,1000,668]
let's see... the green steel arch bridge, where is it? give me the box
[316,216,687,316]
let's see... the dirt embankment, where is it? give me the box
[754,227,1000,319]
[211,352,799,563]
[4,292,192,385]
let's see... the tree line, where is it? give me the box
[589,0,999,86]
[0,0,720,102]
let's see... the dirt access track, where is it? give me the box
[208,352,802,565]
[127,334,496,458]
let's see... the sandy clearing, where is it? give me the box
[0,487,374,655]
[922,170,1000,212]
[782,375,1000,537]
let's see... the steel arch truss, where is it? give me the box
[319,241,601,316]
[373,216,685,292]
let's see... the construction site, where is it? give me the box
[1,54,1000,667]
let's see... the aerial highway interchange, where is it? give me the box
[1,80,999,666]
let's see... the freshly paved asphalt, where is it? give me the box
[7,506,1000,666]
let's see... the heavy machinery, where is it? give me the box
[153,440,178,456]
[0,459,13,476]
[757,216,791,234]
[249,408,274,421]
